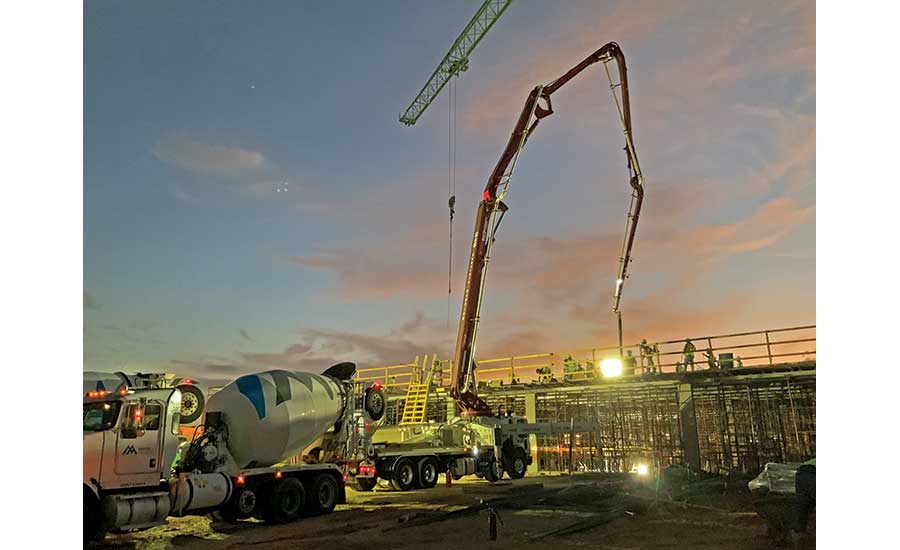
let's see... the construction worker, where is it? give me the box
[535,366,552,384]
[563,355,579,382]
[735,356,744,368]
[431,359,443,387]
[704,347,717,370]
[624,350,637,376]
[640,339,655,374]
[682,339,696,371]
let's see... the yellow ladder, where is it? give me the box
[400,355,436,424]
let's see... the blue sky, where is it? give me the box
[84,0,814,385]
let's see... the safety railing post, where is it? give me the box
[765,331,773,366]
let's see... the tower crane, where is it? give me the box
[399,0,513,125]
[449,42,645,417]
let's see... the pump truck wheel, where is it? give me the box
[417,457,439,489]
[390,457,418,491]
[266,478,305,523]
[307,473,339,515]
[505,447,528,479]
[483,457,503,483]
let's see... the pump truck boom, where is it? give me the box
[451,41,644,416]
[83,363,385,543]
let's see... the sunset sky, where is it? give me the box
[84,0,815,386]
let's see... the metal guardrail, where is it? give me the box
[356,324,815,390]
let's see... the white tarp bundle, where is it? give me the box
[748,462,803,494]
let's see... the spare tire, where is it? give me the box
[364,387,385,421]
[176,384,205,424]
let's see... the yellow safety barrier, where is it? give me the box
[357,324,815,389]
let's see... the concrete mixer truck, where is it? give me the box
[83,362,385,544]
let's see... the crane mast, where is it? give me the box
[450,42,645,417]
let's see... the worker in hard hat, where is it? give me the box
[563,355,579,382]
[624,350,637,376]
[640,339,655,374]
[535,366,552,384]
[431,359,443,388]
[682,339,696,371]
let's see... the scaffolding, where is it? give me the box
[357,324,816,475]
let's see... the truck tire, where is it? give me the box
[482,458,503,483]
[266,478,305,523]
[352,477,377,492]
[83,492,106,546]
[219,487,257,522]
[307,473,340,515]
[504,448,528,479]
[176,383,205,424]
[417,457,439,489]
[364,387,386,421]
[390,457,418,491]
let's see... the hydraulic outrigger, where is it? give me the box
[450,42,645,417]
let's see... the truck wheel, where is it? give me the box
[505,448,528,479]
[483,458,503,483]
[266,478,305,523]
[390,458,418,491]
[307,473,340,515]
[417,457,439,489]
[83,493,106,545]
[177,384,205,424]
[352,477,377,492]
[219,487,257,522]
[364,387,385,421]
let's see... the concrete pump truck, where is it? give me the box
[363,41,645,490]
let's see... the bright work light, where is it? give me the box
[600,357,623,377]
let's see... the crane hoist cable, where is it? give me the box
[447,75,458,329]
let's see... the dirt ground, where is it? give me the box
[93,473,814,550]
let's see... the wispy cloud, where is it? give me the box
[153,134,264,175]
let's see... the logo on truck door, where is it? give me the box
[123,445,138,455]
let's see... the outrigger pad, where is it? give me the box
[322,362,356,381]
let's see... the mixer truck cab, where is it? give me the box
[83,387,183,542]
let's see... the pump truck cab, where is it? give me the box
[83,363,385,544]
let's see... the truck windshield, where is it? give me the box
[83,401,122,431]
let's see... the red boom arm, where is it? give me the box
[450,42,644,416]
